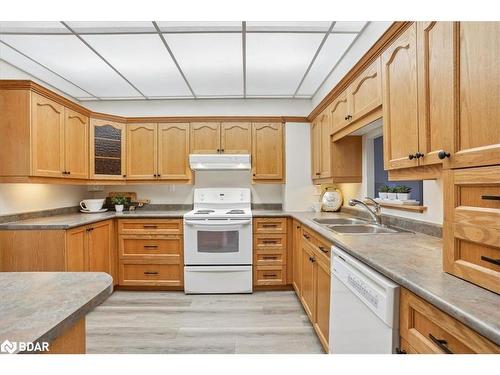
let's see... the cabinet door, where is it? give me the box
[220,122,251,154]
[448,22,500,168]
[252,122,284,181]
[349,57,382,123]
[300,243,316,320]
[157,123,191,180]
[315,258,330,351]
[31,93,65,177]
[330,90,350,135]
[66,226,88,272]
[292,220,302,294]
[417,22,454,166]
[319,112,332,179]
[190,122,220,153]
[88,220,113,278]
[382,23,420,170]
[90,118,126,179]
[311,119,321,180]
[126,123,157,180]
[64,108,88,179]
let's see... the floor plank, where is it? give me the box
[86,291,324,354]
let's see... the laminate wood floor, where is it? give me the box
[86,291,324,354]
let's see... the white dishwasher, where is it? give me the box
[329,246,400,354]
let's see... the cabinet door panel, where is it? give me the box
[31,93,65,177]
[90,119,126,179]
[417,22,454,166]
[319,113,332,179]
[300,243,315,320]
[221,122,251,154]
[311,119,321,180]
[64,108,89,179]
[349,57,382,123]
[292,221,302,293]
[126,123,157,180]
[66,226,88,272]
[449,22,500,168]
[382,23,420,170]
[158,123,191,180]
[315,258,330,351]
[88,220,113,278]
[252,123,283,181]
[190,122,220,154]
[330,91,350,135]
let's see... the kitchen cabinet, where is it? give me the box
[442,166,500,294]
[348,58,382,125]
[382,23,420,171]
[126,123,157,180]
[90,118,126,180]
[220,122,252,154]
[66,226,88,272]
[330,90,350,136]
[311,118,321,180]
[300,241,316,320]
[158,123,191,181]
[331,136,362,183]
[190,122,220,154]
[252,122,284,182]
[399,288,499,353]
[64,108,89,179]
[319,112,332,179]
[314,256,330,349]
[292,220,302,294]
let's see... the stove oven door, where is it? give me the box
[184,218,252,265]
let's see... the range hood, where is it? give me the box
[189,154,251,170]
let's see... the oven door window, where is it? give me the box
[197,230,239,253]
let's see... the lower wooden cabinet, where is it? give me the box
[292,220,302,293]
[399,288,499,353]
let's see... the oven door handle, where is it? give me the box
[185,219,251,227]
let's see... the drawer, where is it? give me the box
[253,217,287,234]
[254,251,285,265]
[119,235,182,259]
[400,288,499,354]
[301,227,331,260]
[118,219,182,235]
[119,261,182,286]
[253,234,286,251]
[254,265,286,286]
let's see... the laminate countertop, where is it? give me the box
[0,272,113,354]
[0,209,498,345]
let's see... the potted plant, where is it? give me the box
[378,185,390,199]
[396,185,411,201]
[387,186,397,200]
[111,195,127,213]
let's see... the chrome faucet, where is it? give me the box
[348,197,382,225]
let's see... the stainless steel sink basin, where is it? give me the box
[313,217,367,225]
[328,224,412,235]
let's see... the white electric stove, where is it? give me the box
[183,188,253,294]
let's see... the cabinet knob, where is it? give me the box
[437,150,451,159]
[123,174,127,178]
[221,149,224,153]
[408,154,415,160]
[217,149,220,153]
[415,152,424,159]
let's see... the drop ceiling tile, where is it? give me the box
[247,21,331,32]
[0,34,140,97]
[164,33,243,96]
[332,21,367,33]
[0,21,68,34]
[297,33,357,96]
[65,21,156,34]
[82,34,192,97]
[157,22,241,32]
[246,33,323,96]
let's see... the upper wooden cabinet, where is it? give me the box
[311,110,335,183]
[382,23,420,171]
[64,108,89,179]
[190,122,221,154]
[311,118,321,180]
[126,123,157,180]
[90,118,126,180]
[252,122,284,182]
[220,122,252,154]
[330,90,350,135]
[158,123,191,181]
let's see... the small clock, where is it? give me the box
[321,188,343,212]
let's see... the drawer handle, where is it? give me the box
[262,224,278,228]
[262,256,278,260]
[263,273,277,278]
[428,334,453,354]
[144,271,159,275]
[262,240,278,244]
[481,256,500,266]
[318,246,329,254]
[144,245,158,249]
[143,225,158,229]
[481,195,500,201]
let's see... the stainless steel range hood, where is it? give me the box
[189,154,251,170]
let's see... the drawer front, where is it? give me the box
[118,219,182,235]
[302,227,331,262]
[400,288,499,354]
[253,234,286,252]
[120,235,182,259]
[254,265,286,286]
[119,261,182,286]
[254,251,285,265]
[253,218,287,234]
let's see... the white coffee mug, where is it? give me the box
[80,199,105,212]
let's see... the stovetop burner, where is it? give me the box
[194,209,215,214]
[227,209,245,214]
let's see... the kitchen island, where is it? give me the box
[0,272,113,354]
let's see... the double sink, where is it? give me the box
[313,217,412,235]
